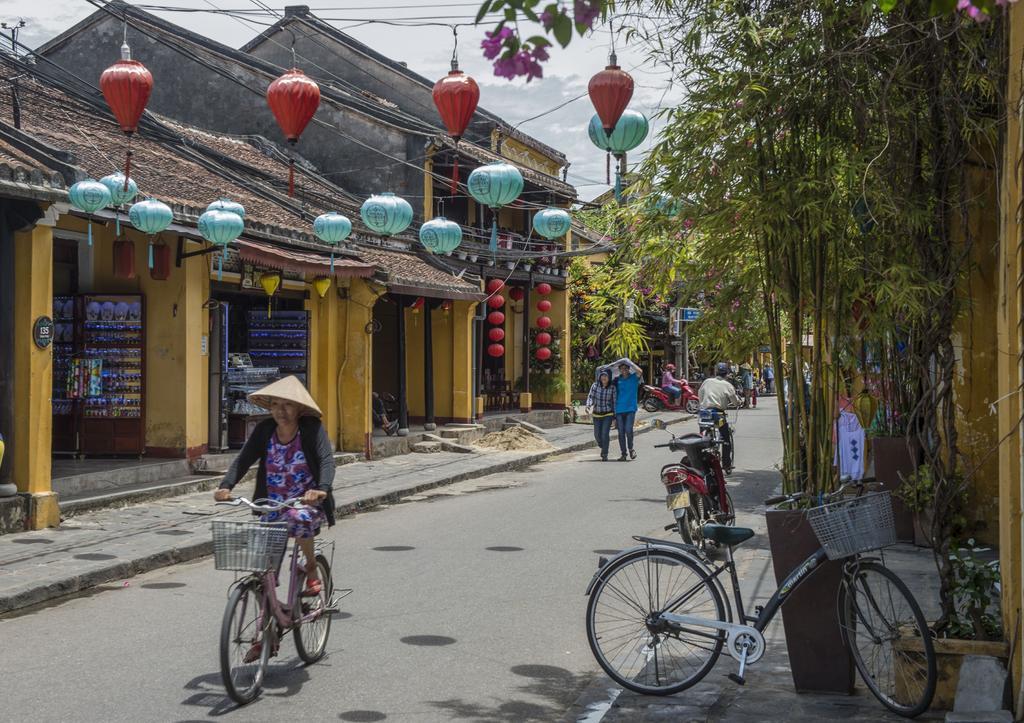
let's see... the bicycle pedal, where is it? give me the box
[727,673,746,686]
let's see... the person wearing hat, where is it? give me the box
[585,368,617,461]
[214,375,336,596]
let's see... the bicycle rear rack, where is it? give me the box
[325,587,353,614]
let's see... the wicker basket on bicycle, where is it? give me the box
[805,491,897,560]
[211,520,289,572]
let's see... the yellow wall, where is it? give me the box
[492,131,564,177]
[340,278,380,455]
[404,306,426,418]
[306,277,341,449]
[432,305,454,420]
[451,300,477,422]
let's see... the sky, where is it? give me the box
[3,0,680,201]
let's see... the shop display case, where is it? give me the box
[224,360,277,448]
[247,311,309,377]
[52,295,78,454]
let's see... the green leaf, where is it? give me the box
[522,5,539,22]
[877,0,897,11]
[527,35,552,47]
[552,12,573,47]
[929,0,957,14]
[475,1,496,24]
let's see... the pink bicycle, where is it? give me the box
[212,496,343,705]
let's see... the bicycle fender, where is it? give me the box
[584,542,711,597]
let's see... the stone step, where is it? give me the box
[59,473,223,515]
[51,458,194,499]
[411,442,443,454]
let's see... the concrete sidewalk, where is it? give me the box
[0,412,687,616]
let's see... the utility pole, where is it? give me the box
[1,20,26,129]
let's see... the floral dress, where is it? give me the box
[262,431,325,539]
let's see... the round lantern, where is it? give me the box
[100,172,138,236]
[488,327,505,342]
[361,193,413,236]
[259,272,281,319]
[487,310,505,326]
[312,277,331,298]
[536,331,552,346]
[532,207,572,240]
[536,282,552,296]
[314,211,352,273]
[509,287,524,302]
[537,299,552,312]
[68,179,112,246]
[588,52,634,135]
[432,59,480,194]
[266,68,321,196]
[467,162,524,251]
[207,198,246,219]
[537,315,551,329]
[486,278,505,294]
[198,208,245,280]
[113,239,136,280]
[487,343,505,358]
[588,110,649,200]
[419,216,462,255]
[100,41,153,187]
[128,198,173,270]
[487,294,505,309]
[535,346,552,361]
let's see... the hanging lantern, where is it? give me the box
[419,216,462,255]
[487,294,505,309]
[100,172,138,237]
[266,68,321,196]
[486,278,505,294]
[207,198,246,219]
[441,300,453,313]
[128,197,173,270]
[532,207,572,240]
[509,287,524,302]
[410,296,426,313]
[68,180,112,247]
[537,315,551,329]
[313,211,352,273]
[537,299,552,312]
[150,242,171,281]
[488,327,505,342]
[312,277,332,298]
[466,162,523,252]
[100,40,153,189]
[198,208,245,281]
[433,59,480,195]
[588,110,649,200]
[535,346,552,361]
[487,310,505,325]
[487,343,505,358]
[113,239,136,280]
[536,282,552,296]
[588,52,634,135]
[361,193,413,236]
[536,331,552,346]
[259,272,281,319]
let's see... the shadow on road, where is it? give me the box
[429,663,591,722]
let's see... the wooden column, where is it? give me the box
[424,301,435,429]
[397,297,409,435]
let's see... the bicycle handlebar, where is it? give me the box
[216,496,309,513]
[763,478,873,507]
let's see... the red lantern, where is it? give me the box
[433,60,480,194]
[536,299,552,312]
[535,346,552,361]
[100,43,153,188]
[536,282,552,296]
[509,287,525,302]
[487,343,505,358]
[266,68,321,196]
[410,296,425,312]
[488,327,505,342]
[150,243,170,281]
[487,310,505,325]
[536,331,552,346]
[588,52,634,135]
[113,239,136,280]
[536,316,551,329]
[487,294,505,309]
[486,278,504,294]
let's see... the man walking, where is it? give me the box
[613,361,641,461]
[764,363,775,395]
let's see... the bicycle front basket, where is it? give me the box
[211,520,289,572]
[805,491,896,560]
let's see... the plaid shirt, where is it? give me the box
[587,381,617,414]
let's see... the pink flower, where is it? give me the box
[728,322,736,332]
[541,8,558,29]
[683,218,694,230]
[532,44,550,62]
[481,27,513,60]
[574,0,601,28]
[732,299,741,310]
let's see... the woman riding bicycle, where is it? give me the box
[213,375,336,596]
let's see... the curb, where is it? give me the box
[0,413,692,616]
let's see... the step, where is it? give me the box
[52,458,193,499]
[59,473,223,515]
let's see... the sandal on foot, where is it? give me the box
[302,577,323,596]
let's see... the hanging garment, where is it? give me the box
[835,410,865,480]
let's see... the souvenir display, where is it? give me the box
[52,296,78,453]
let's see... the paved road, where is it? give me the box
[0,402,783,722]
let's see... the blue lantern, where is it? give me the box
[198,208,245,280]
[532,207,571,240]
[313,211,352,273]
[467,162,524,252]
[207,198,246,219]
[419,217,463,255]
[100,172,139,237]
[129,198,174,269]
[588,110,649,201]
[68,179,112,247]
[360,193,413,236]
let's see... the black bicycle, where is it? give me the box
[585,481,937,718]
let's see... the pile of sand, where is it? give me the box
[475,425,555,452]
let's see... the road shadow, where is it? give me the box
[428,663,590,722]
[181,657,314,715]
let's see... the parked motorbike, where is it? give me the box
[651,419,734,551]
[698,407,735,473]
[640,380,699,414]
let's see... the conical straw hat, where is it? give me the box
[247,375,322,417]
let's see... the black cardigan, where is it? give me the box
[218,417,337,527]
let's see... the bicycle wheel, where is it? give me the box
[838,561,936,717]
[294,553,332,664]
[220,581,271,705]
[586,548,726,695]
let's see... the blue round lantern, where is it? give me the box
[68,179,112,247]
[207,197,246,219]
[466,162,524,252]
[360,193,413,237]
[419,217,463,255]
[198,208,245,280]
[129,198,174,269]
[313,211,352,273]
[588,110,649,201]
[532,207,571,240]
[99,172,139,236]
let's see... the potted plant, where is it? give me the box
[896,465,936,548]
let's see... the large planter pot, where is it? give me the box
[766,507,855,694]
[894,636,1008,710]
[871,436,919,542]
[912,509,934,548]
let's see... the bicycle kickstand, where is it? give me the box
[728,642,750,686]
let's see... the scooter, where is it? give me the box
[641,380,699,414]
[652,419,734,552]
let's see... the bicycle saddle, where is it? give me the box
[702,523,755,546]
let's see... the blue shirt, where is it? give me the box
[613,373,640,413]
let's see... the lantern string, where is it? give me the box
[451,26,458,68]
[450,146,459,197]
[88,221,93,247]
[148,239,154,269]
[115,208,121,236]
[330,249,335,274]
[123,145,132,190]
[288,157,295,197]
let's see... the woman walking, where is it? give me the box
[612,360,642,461]
[586,368,617,461]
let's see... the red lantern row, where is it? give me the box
[534,282,553,362]
[487,279,505,358]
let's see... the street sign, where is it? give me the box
[32,316,54,349]
[682,307,701,322]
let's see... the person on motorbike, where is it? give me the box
[660,363,685,404]
[697,362,741,472]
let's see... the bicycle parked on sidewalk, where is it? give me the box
[212,497,345,705]
[584,480,937,718]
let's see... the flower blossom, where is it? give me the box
[481,27,513,60]
[574,0,601,28]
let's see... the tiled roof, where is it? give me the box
[0,136,66,193]
[354,244,483,300]
[430,136,575,199]
[236,239,374,278]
